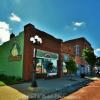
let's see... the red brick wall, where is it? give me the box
[63,38,93,65]
[23,24,62,80]
[61,42,74,57]
[23,24,93,80]
[64,38,84,56]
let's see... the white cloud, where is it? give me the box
[95,48,100,51]
[94,48,100,57]
[0,21,10,45]
[10,13,21,22]
[72,21,86,27]
[64,21,86,32]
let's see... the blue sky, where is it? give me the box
[0,0,100,56]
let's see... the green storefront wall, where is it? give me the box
[0,32,24,78]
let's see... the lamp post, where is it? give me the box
[30,35,42,87]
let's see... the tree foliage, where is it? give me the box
[65,59,77,73]
[82,48,96,67]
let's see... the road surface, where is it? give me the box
[61,77,100,100]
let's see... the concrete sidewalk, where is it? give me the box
[0,86,28,100]
[10,76,90,99]
[11,76,85,90]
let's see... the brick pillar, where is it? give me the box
[23,24,35,81]
[57,54,63,77]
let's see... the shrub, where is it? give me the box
[0,74,24,85]
[65,59,77,74]
[0,81,5,86]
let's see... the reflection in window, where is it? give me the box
[36,59,46,73]
[63,62,67,73]
[36,58,57,74]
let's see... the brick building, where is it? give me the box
[22,24,94,79]
[63,37,93,65]
[0,23,93,80]
[23,24,62,80]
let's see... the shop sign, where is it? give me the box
[8,55,22,61]
[33,49,58,60]
[8,42,22,61]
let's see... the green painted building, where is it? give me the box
[0,32,24,78]
[0,23,67,80]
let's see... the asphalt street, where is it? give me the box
[61,77,100,100]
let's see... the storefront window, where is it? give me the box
[62,54,69,73]
[36,58,57,74]
[36,58,46,73]
[35,49,58,75]
[51,59,57,73]
[62,62,67,73]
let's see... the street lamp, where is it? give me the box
[30,35,42,87]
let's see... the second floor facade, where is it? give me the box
[62,37,93,58]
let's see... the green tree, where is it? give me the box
[65,59,77,78]
[82,48,96,74]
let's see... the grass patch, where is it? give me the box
[0,81,5,86]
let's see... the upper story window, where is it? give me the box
[74,45,80,56]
